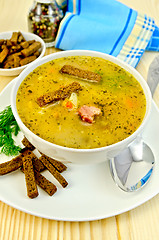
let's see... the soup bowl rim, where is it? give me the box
[11,50,152,155]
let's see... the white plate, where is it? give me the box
[0,79,159,221]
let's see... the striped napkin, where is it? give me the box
[55,0,159,67]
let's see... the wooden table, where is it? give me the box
[0,0,159,239]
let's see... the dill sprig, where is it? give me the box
[0,105,22,156]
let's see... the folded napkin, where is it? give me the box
[55,0,159,67]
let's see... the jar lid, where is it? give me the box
[35,0,53,3]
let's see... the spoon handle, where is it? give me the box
[147,55,159,96]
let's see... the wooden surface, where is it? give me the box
[0,0,159,239]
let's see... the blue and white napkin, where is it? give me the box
[55,0,159,67]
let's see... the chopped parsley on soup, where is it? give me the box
[16,56,146,149]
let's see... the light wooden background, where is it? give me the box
[0,0,159,239]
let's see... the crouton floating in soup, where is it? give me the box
[60,64,101,82]
[37,81,82,107]
[16,56,146,149]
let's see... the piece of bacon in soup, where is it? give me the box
[78,105,101,123]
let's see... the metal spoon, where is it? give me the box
[109,56,159,192]
[109,136,155,192]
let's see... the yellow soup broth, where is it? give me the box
[16,56,146,149]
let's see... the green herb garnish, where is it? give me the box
[0,105,22,156]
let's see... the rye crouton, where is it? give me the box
[21,137,35,151]
[10,32,19,45]
[34,170,57,196]
[20,55,36,66]
[0,46,9,64]
[0,155,23,175]
[41,154,67,173]
[39,155,68,188]
[60,65,101,82]
[22,150,39,198]
[21,41,41,57]
[37,81,82,107]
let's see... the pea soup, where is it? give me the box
[16,56,146,149]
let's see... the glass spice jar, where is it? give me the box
[28,0,64,47]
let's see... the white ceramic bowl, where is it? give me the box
[0,31,46,76]
[11,50,152,164]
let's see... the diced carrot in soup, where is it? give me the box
[65,101,74,109]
